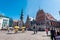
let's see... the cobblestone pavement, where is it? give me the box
[0,31,51,40]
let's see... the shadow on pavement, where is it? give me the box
[6,33,15,34]
[47,35,51,36]
[31,33,37,35]
[42,35,51,37]
[32,33,35,35]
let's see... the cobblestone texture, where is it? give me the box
[0,31,51,40]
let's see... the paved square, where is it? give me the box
[0,31,51,40]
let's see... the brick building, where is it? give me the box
[13,20,19,26]
[25,15,31,29]
[36,9,60,30]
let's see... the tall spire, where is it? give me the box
[27,15,30,20]
[20,9,24,26]
[26,15,30,28]
[20,9,24,21]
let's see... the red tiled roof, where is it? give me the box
[46,13,56,21]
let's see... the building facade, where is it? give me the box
[36,9,46,30]
[0,15,9,29]
[13,20,19,26]
[26,15,30,27]
[13,20,23,29]
[36,9,60,30]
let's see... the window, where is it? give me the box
[2,19,8,27]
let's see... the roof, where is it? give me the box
[46,13,56,21]
[13,20,21,22]
[0,14,9,18]
[37,9,44,15]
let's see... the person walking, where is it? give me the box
[33,24,38,34]
[55,30,60,40]
[57,30,60,36]
[36,26,38,34]
[45,28,48,36]
[50,28,56,40]
[7,25,10,33]
[33,26,35,34]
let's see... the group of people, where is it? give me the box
[46,28,60,40]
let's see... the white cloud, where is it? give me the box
[29,17,35,21]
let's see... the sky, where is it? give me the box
[0,0,60,22]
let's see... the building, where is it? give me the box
[18,20,23,29]
[13,20,23,29]
[36,9,59,30]
[20,9,24,27]
[36,9,46,30]
[0,14,9,29]
[46,13,56,21]
[13,20,19,26]
[9,18,13,27]
[36,9,45,25]
[25,15,31,30]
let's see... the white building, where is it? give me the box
[0,15,9,29]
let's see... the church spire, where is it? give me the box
[20,9,24,26]
[26,15,30,28]
[20,9,24,21]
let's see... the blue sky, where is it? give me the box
[0,0,60,22]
